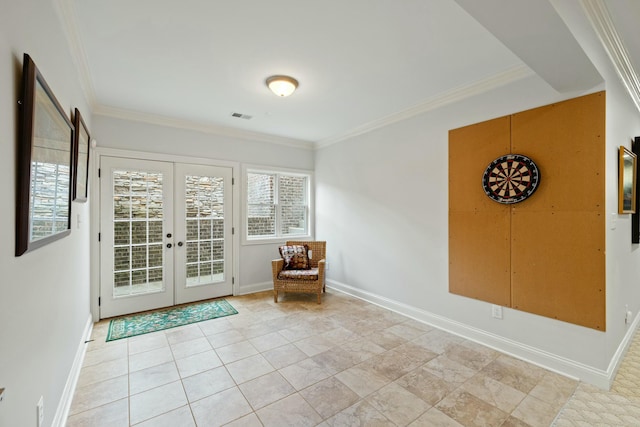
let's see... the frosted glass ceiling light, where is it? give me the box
[266,75,298,97]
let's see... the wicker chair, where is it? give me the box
[272,241,326,304]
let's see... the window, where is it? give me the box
[246,169,311,240]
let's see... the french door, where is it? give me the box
[99,156,233,318]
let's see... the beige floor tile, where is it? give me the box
[176,350,223,378]
[170,336,212,360]
[408,408,464,427]
[365,330,407,350]
[69,375,129,415]
[83,342,128,367]
[134,405,195,427]
[385,323,430,340]
[461,373,527,413]
[226,353,275,384]
[512,394,561,427]
[129,380,188,425]
[294,334,335,357]
[320,326,362,346]
[129,361,180,395]
[436,389,509,427]
[66,397,129,427]
[424,354,478,385]
[206,329,246,348]
[395,341,439,365]
[223,412,264,427]
[128,332,169,355]
[196,317,233,336]
[279,357,331,390]
[412,329,463,354]
[365,382,431,426]
[325,400,390,426]
[311,347,359,375]
[181,365,235,403]
[340,337,387,363]
[191,387,253,427]
[256,393,322,427]
[528,372,578,409]
[299,376,360,419]
[129,346,174,372]
[215,340,259,364]
[77,358,128,388]
[359,349,421,381]
[335,364,390,398]
[248,331,290,352]
[444,342,499,371]
[481,354,547,394]
[165,325,205,345]
[238,371,295,410]
[396,365,457,406]
[262,343,308,369]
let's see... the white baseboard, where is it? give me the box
[52,314,93,427]
[235,281,272,296]
[327,279,633,389]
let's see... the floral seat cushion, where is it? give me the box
[278,268,319,281]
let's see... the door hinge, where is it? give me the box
[232,277,235,285]
[232,227,235,235]
[232,177,235,185]
[98,232,101,242]
[98,168,101,178]
[98,297,101,306]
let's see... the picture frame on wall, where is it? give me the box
[73,108,90,202]
[632,138,640,243]
[16,53,74,256]
[619,145,637,214]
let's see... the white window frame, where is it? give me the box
[242,164,314,245]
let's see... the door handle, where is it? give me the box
[166,243,172,248]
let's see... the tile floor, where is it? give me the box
[67,291,580,427]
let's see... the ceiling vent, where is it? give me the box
[231,112,252,120]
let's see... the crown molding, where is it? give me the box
[94,105,314,150]
[581,0,640,113]
[314,64,534,150]
[54,0,97,109]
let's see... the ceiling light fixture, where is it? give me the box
[266,75,298,97]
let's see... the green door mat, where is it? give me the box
[106,299,238,341]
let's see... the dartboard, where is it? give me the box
[482,154,540,204]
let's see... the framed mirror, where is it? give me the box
[16,54,74,256]
[73,108,90,202]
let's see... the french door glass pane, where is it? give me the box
[184,175,225,287]
[112,170,164,297]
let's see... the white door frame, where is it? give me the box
[90,147,240,321]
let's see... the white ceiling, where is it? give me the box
[60,0,639,146]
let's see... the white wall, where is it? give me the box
[316,9,640,388]
[0,0,92,426]
[91,115,315,297]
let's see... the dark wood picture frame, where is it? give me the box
[619,145,637,214]
[73,108,90,202]
[16,53,74,256]
[632,137,640,242]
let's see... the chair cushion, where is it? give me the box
[278,268,319,280]
[279,245,310,270]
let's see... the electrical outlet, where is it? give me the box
[37,396,43,427]
[492,305,503,319]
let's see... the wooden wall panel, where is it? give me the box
[448,91,606,330]
[449,116,511,211]
[449,211,511,306]
[449,116,511,306]
[511,211,605,329]
[511,92,605,212]
[510,92,606,330]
